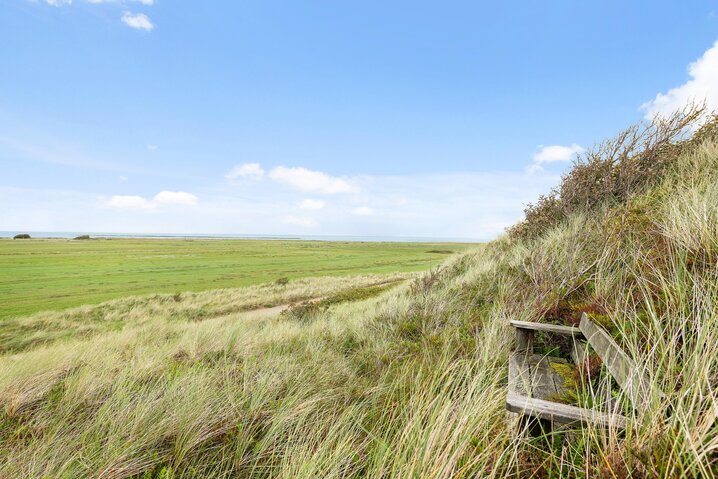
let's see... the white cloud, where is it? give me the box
[225,163,265,181]
[642,40,718,121]
[533,144,584,164]
[118,175,128,182]
[352,206,373,216]
[299,199,325,210]
[153,191,198,206]
[105,195,155,210]
[46,0,72,5]
[282,216,318,228]
[103,191,197,210]
[269,166,359,194]
[527,143,584,174]
[147,144,158,151]
[121,11,154,31]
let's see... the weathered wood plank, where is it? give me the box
[579,313,653,409]
[506,392,627,429]
[510,320,585,337]
[508,353,562,400]
[533,359,560,399]
[509,353,532,397]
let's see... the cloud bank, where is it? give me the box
[225,163,265,181]
[269,166,359,194]
[299,199,325,210]
[2,166,559,240]
[642,40,718,120]
[153,191,198,206]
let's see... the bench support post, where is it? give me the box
[516,328,534,354]
[571,339,589,367]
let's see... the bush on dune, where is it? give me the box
[508,104,715,240]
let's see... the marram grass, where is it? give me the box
[2,137,718,477]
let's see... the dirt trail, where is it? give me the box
[228,296,327,320]
[238,303,293,319]
[227,279,405,321]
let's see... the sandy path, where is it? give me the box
[238,302,293,319]
[231,279,405,320]
[227,296,328,320]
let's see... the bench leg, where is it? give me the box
[516,329,534,354]
[571,339,588,367]
[518,414,553,438]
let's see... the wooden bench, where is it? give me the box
[578,314,655,408]
[506,392,626,429]
[507,314,633,431]
[510,319,587,363]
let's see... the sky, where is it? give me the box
[1,1,718,240]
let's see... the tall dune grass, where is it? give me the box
[2,123,718,477]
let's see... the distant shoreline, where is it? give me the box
[0,231,482,244]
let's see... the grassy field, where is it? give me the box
[0,238,473,320]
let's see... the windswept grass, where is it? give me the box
[2,117,718,477]
[0,273,410,355]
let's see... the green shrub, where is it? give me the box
[281,300,323,322]
[319,282,399,307]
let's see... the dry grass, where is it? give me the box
[2,121,718,478]
[0,273,410,355]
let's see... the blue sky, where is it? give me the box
[2,0,718,239]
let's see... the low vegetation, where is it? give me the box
[0,239,471,320]
[2,111,718,477]
[0,273,410,355]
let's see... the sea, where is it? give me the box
[0,231,481,243]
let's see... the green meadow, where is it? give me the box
[0,238,474,320]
